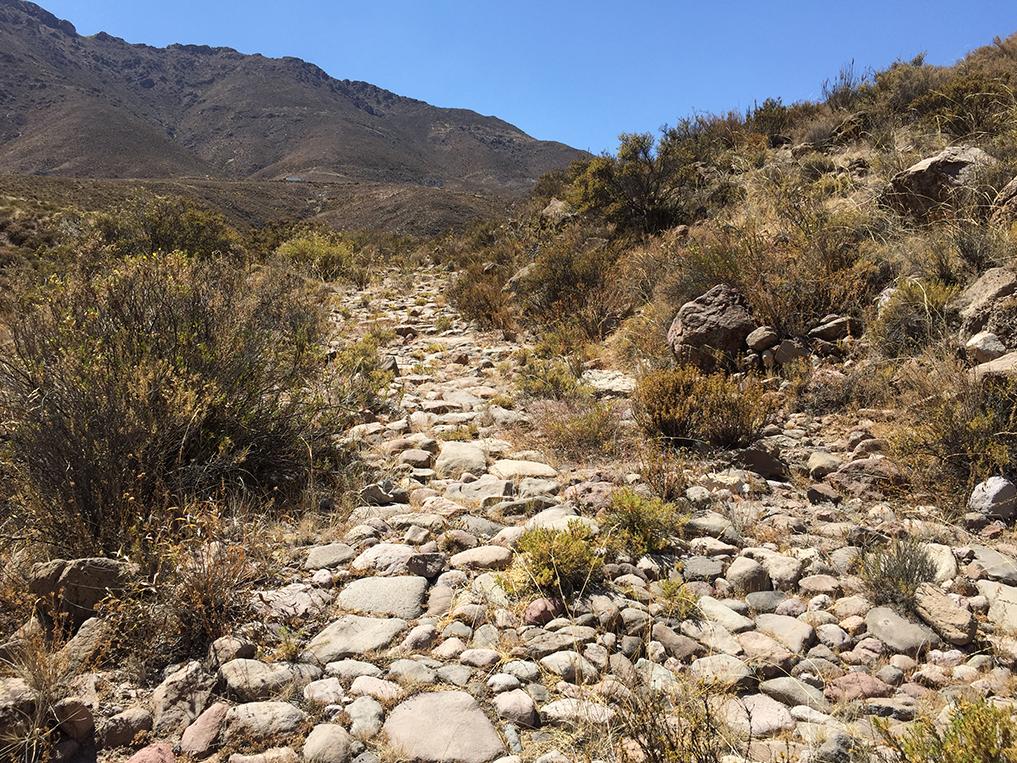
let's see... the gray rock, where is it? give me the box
[347,696,384,740]
[151,661,215,735]
[435,442,487,479]
[383,691,505,763]
[914,583,975,645]
[223,702,307,744]
[865,607,940,656]
[538,651,598,684]
[887,145,997,218]
[667,284,756,370]
[219,660,321,702]
[689,654,754,690]
[303,724,352,763]
[754,614,815,653]
[302,616,407,664]
[493,689,539,728]
[759,677,829,711]
[338,576,428,618]
[305,543,355,570]
[969,477,1017,522]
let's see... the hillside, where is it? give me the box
[10,15,1017,763]
[0,0,583,194]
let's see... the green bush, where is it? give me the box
[88,196,241,259]
[881,698,1017,763]
[535,399,623,461]
[516,356,589,400]
[601,488,686,558]
[276,231,373,286]
[869,279,957,358]
[508,521,603,599]
[633,366,774,448]
[446,263,516,331]
[859,537,936,609]
[0,253,342,557]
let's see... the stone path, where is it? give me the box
[37,266,1017,762]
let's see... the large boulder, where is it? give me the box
[991,174,1017,227]
[667,284,755,369]
[948,267,1017,337]
[886,145,997,218]
[28,557,131,630]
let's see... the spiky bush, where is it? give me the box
[859,537,936,609]
[508,521,603,599]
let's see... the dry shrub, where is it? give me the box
[87,195,242,259]
[276,231,373,285]
[858,537,936,610]
[0,253,344,558]
[515,355,589,400]
[783,359,899,415]
[868,279,957,358]
[0,628,72,763]
[616,683,736,763]
[513,224,631,340]
[600,488,686,559]
[534,399,624,461]
[98,501,266,679]
[633,367,774,448]
[446,263,516,331]
[637,445,689,502]
[891,358,1017,498]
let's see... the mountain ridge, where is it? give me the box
[0,0,584,194]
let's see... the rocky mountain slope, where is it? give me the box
[0,0,583,194]
[9,261,1017,762]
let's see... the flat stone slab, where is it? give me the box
[489,459,558,480]
[304,543,355,570]
[301,616,407,665]
[865,607,940,656]
[383,690,504,763]
[338,576,427,618]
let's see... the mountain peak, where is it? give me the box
[0,1,584,193]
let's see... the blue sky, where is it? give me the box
[41,1,1017,154]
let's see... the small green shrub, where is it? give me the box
[881,698,1017,763]
[656,579,701,622]
[88,196,242,259]
[276,231,372,286]
[601,489,686,558]
[516,357,589,400]
[633,366,774,447]
[615,683,733,763]
[859,537,936,609]
[869,280,957,358]
[445,263,516,331]
[508,521,603,599]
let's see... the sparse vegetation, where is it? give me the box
[534,399,624,460]
[880,698,1017,763]
[0,253,345,558]
[859,537,937,609]
[892,361,1017,498]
